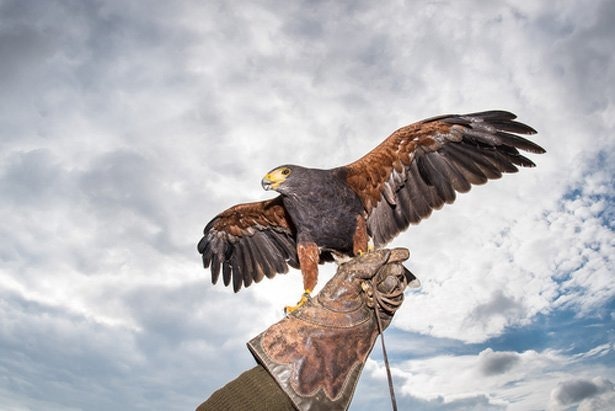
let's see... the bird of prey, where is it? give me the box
[198,110,545,311]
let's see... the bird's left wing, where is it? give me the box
[342,110,545,246]
[198,196,298,292]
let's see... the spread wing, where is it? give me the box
[197,196,298,292]
[343,110,545,246]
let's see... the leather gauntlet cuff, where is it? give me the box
[247,249,417,411]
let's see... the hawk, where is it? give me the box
[197,111,545,311]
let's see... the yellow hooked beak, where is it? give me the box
[261,167,291,191]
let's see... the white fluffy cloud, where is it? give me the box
[394,162,614,343]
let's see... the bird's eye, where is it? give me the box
[281,168,291,176]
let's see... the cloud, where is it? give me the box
[550,377,615,410]
[0,149,65,205]
[478,348,520,376]
[0,279,278,410]
[356,359,508,411]
[361,345,615,411]
[393,157,614,343]
[552,379,600,405]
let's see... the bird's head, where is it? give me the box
[261,165,302,194]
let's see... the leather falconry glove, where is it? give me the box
[247,247,418,411]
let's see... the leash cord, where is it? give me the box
[374,306,398,411]
[368,266,409,411]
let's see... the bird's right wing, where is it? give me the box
[198,196,298,292]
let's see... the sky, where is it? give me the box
[0,0,614,410]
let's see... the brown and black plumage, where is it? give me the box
[198,110,545,306]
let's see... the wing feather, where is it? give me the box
[232,245,245,292]
[440,144,489,185]
[343,110,545,246]
[211,251,222,285]
[231,246,244,292]
[222,261,232,287]
[265,230,300,268]
[197,196,297,291]
[238,241,254,288]
[251,231,285,278]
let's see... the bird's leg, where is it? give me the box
[284,289,311,315]
[353,215,370,256]
[285,242,319,314]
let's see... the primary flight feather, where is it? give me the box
[197,110,545,308]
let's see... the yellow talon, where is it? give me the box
[284,289,311,314]
[357,243,375,257]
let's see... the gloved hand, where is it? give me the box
[247,248,418,411]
